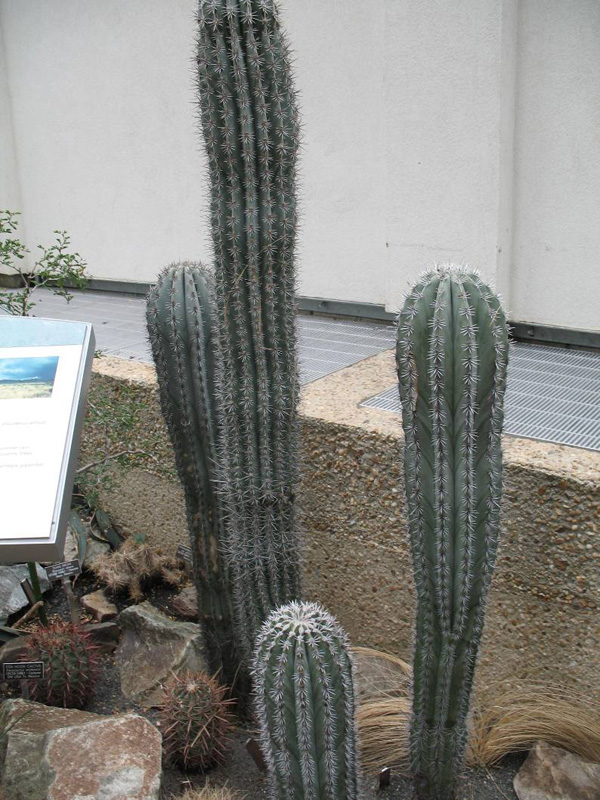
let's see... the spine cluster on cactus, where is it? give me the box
[196,0,302,660]
[160,670,233,772]
[253,601,360,800]
[395,265,509,800]
[147,262,237,682]
[22,621,99,709]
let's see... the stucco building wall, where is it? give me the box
[1,0,599,330]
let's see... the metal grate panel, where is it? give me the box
[360,342,600,452]
[18,289,397,382]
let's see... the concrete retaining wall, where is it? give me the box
[81,353,600,700]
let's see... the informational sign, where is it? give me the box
[3,661,45,681]
[0,317,94,563]
[46,559,82,582]
[176,544,193,564]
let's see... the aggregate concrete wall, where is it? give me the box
[81,354,600,701]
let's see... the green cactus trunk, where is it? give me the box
[196,0,302,660]
[253,601,360,800]
[147,262,239,685]
[395,266,509,800]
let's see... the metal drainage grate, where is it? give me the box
[360,342,600,453]
[297,316,395,385]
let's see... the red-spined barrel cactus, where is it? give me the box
[22,621,99,709]
[396,265,509,800]
[160,670,233,772]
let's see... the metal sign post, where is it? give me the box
[0,317,94,564]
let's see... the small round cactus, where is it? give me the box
[253,601,361,800]
[160,671,233,772]
[22,621,99,709]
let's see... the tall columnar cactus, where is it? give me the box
[395,266,509,800]
[196,0,302,658]
[253,602,360,800]
[147,262,237,682]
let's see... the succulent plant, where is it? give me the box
[253,601,360,800]
[147,262,239,684]
[160,670,233,772]
[395,265,509,800]
[90,538,183,602]
[22,621,99,709]
[195,0,302,661]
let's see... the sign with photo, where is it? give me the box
[0,317,95,563]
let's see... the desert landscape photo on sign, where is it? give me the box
[0,356,59,400]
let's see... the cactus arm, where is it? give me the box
[396,266,509,799]
[147,263,239,683]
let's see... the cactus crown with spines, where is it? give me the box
[146,262,237,682]
[396,265,509,800]
[196,0,302,660]
[253,601,360,800]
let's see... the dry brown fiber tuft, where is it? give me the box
[353,647,600,775]
[174,783,243,800]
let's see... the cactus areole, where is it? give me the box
[396,266,509,800]
[196,0,302,660]
[253,602,360,800]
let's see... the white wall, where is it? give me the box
[0,18,23,246]
[383,0,515,308]
[0,0,210,281]
[1,0,599,331]
[511,0,600,330]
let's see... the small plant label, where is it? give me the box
[176,544,193,564]
[379,767,392,788]
[3,661,44,681]
[46,559,81,582]
[245,737,267,772]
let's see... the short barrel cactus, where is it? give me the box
[253,601,360,800]
[160,670,233,772]
[396,265,509,799]
[22,621,99,709]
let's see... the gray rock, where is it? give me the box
[170,585,198,620]
[63,525,110,567]
[0,564,49,621]
[0,698,161,800]
[514,741,600,800]
[81,589,118,622]
[115,601,207,707]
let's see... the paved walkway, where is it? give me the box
[25,288,396,385]
[8,288,600,452]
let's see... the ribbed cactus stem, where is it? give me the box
[146,262,238,683]
[253,601,360,800]
[396,265,509,800]
[196,0,301,659]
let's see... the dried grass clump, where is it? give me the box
[90,539,184,601]
[174,784,243,800]
[469,686,600,766]
[352,646,600,775]
[353,646,412,775]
